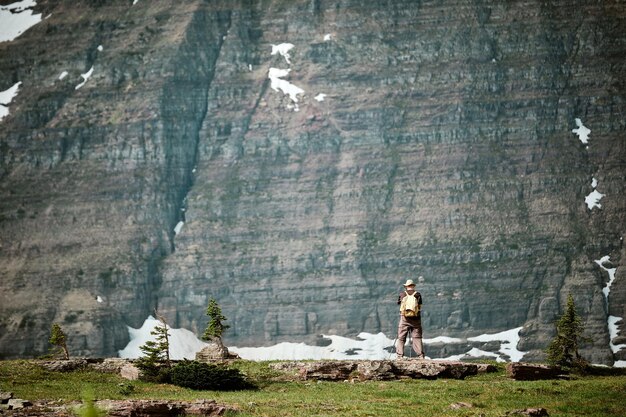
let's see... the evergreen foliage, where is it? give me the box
[170,360,255,391]
[546,294,589,371]
[49,323,69,360]
[202,298,230,340]
[135,313,172,382]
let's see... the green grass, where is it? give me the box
[1,360,625,416]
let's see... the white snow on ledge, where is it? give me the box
[271,43,295,64]
[174,221,184,235]
[595,255,616,300]
[118,316,527,363]
[75,66,94,90]
[0,0,42,43]
[608,316,626,354]
[0,81,22,122]
[314,93,327,102]
[268,67,304,104]
[585,189,604,210]
[572,118,591,145]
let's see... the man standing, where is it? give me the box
[396,278,425,359]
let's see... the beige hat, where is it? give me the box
[403,279,415,287]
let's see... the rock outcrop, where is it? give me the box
[0,0,625,364]
[270,359,478,380]
[505,362,565,381]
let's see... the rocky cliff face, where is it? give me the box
[0,0,624,364]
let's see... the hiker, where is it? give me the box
[396,278,425,359]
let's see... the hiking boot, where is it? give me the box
[395,354,404,360]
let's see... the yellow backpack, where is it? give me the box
[400,291,419,317]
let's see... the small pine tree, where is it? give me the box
[202,298,230,341]
[136,311,171,380]
[49,323,69,360]
[546,294,589,370]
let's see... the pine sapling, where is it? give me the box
[49,323,69,360]
[546,294,589,371]
[202,298,230,341]
[136,311,171,380]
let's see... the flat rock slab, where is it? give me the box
[101,400,229,416]
[506,363,565,380]
[270,359,479,381]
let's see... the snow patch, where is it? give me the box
[268,67,304,104]
[608,316,626,354]
[0,81,22,122]
[97,45,103,51]
[595,255,616,300]
[58,71,68,80]
[75,66,94,90]
[467,327,527,362]
[572,118,591,145]
[118,319,527,363]
[0,0,42,43]
[96,296,104,303]
[118,316,208,360]
[271,43,295,64]
[174,221,184,235]
[323,34,333,41]
[314,93,326,102]
[132,0,139,5]
[595,255,623,364]
[427,336,463,344]
[591,177,598,188]
[585,190,604,210]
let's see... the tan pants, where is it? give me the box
[396,315,424,358]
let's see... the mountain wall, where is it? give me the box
[0,0,625,364]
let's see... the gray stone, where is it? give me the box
[7,399,32,409]
[0,392,12,403]
[119,363,140,381]
[195,339,230,362]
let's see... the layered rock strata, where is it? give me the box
[0,0,625,364]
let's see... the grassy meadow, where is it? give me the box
[1,360,625,417]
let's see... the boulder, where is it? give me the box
[0,391,12,403]
[506,363,564,380]
[7,399,33,409]
[195,339,229,362]
[39,359,88,372]
[119,362,141,381]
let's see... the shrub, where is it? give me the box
[170,360,255,391]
